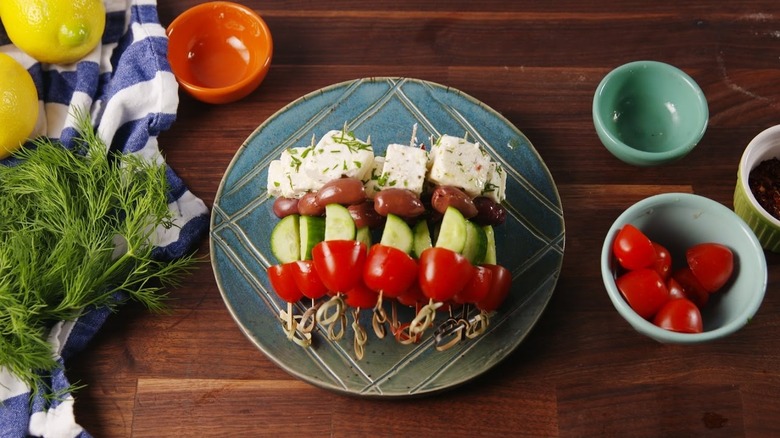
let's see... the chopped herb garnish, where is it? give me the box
[333,130,371,153]
[289,155,303,172]
[483,182,498,193]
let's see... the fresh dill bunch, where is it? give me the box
[0,113,197,391]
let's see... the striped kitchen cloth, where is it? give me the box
[0,1,209,436]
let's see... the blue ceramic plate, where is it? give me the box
[210,77,564,396]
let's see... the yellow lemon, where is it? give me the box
[0,0,106,64]
[0,53,39,159]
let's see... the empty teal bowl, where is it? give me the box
[601,193,766,344]
[593,61,709,166]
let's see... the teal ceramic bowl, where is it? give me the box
[734,124,780,252]
[601,193,766,344]
[593,61,709,166]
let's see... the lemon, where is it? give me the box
[0,0,106,64]
[0,54,39,159]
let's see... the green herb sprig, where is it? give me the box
[0,113,196,391]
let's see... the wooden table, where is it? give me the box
[70,1,780,436]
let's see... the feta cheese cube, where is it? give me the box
[378,143,428,195]
[286,147,319,197]
[361,156,385,198]
[427,135,491,198]
[266,159,289,198]
[270,147,319,198]
[482,162,507,203]
[303,130,374,187]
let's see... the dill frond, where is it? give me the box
[0,112,198,395]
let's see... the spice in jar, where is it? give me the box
[748,157,780,220]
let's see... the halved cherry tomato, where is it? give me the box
[686,243,734,293]
[612,224,656,271]
[344,281,379,309]
[454,265,493,304]
[615,268,669,319]
[651,242,672,280]
[395,282,426,307]
[653,298,703,333]
[363,244,418,298]
[312,240,367,293]
[418,247,474,302]
[476,264,512,312]
[267,263,303,303]
[291,260,329,300]
[671,267,709,308]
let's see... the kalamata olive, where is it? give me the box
[348,200,386,229]
[373,188,425,218]
[315,177,366,206]
[272,197,300,218]
[472,196,507,226]
[430,186,478,219]
[297,192,325,216]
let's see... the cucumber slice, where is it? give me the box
[355,226,372,249]
[270,214,300,263]
[412,220,432,258]
[462,220,487,264]
[299,215,325,260]
[482,225,497,265]
[435,206,467,253]
[324,203,356,241]
[380,214,414,253]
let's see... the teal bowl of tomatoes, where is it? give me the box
[601,193,767,344]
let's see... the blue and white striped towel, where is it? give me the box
[0,1,209,436]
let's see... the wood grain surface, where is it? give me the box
[69,1,780,436]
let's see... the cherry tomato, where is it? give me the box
[651,242,672,280]
[291,260,329,300]
[653,298,703,333]
[267,263,303,303]
[344,281,379,309]
[667,277,686,300]
[686,243,734,293]
[454,265,493,304]
[418,247,474,302]
[362,244,418,298]
[476,264,512,312]
[395,282,426,307]
[671,268,709,308]
[615,268,669,319]
[612,224,656,271]
[312,240,367,293]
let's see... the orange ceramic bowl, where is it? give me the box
[166,2,273,104]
